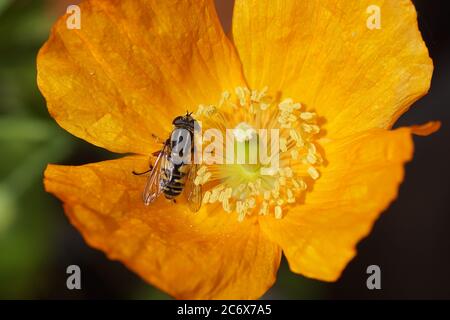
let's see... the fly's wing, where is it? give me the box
[143,143,171,205]
[184,164,203,212]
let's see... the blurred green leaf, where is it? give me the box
[0,185,16,234]
[0,133,74,298]
[1,135,73,196]
[0,181,55,298]
[0,117,57,142]
[0,0,12,16]
[0,0,51,47]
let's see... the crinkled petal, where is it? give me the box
[260,127,416,281]
[232,0,432,138]
[38,0,246,154]
[44,156,280,299]
[410,121,441,136]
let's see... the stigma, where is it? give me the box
[193,87,323,221]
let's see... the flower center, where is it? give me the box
[193,87,323,221]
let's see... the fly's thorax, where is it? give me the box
[170,124,195,167]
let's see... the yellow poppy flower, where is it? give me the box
[37,0,440,299]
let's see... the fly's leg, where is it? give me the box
[133,135,167,176]
[132,162,154,176]
[152,133,166,145]
[132,166,153,176]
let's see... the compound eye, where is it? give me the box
[172,116,183,125]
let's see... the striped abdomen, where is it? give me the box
[162,164,187,199]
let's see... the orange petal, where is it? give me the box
[232,0,432,138]
[44,156,280,299]
[38,0,246,154]
[410,121,441,136]
[260,127,415,281]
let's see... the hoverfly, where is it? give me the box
[134,112,203,212]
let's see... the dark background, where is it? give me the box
[0,0,448,299]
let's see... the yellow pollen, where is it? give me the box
[307,166,320,180]
[193,87,324,221]
[300,112,316,121]
[275,206,283,219]
[259,201,269,216]
[280,138,288,152]
[202,191,211,204]
[306,153,317,164]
